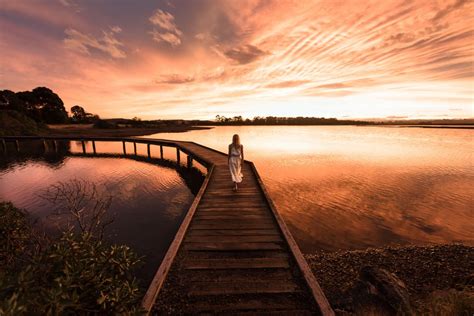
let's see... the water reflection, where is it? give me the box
[0,140,205,285]
[145,126,474,251]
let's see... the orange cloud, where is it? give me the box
[1,0,472,119]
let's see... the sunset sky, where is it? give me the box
[1,0,473,120]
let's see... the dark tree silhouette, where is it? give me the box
[1,87,68,124]
[71,105,87,122]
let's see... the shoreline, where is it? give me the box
[305,243,473,313]
[41,125,212,137]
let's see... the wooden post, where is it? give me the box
[92,141,96,154]
[42,139,48,152]
[1,139,6,152]
[147,144,151,159]
[160,145,163,159]
[176,148,180,165]
[123,141,127,155]
[53,140,58,152]
[15,140,20,152]
[81,140,86,154]
[187,156,193,168]
[133,142,137,155]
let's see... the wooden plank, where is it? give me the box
[188,281,302,296]
[141,165,215,313]
[183,242,283,251]
[186,235,282,243]
[183,269,294,282]
[195,214,271,220]
[191,223,276,230]
[186,250,289,259]
[183,257,290,269]
[188,229,279,236]
[185,297,305,313]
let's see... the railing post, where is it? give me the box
[42,139,48,152]
[53,140,58,152]
[92,141,96,155]
[147,144,151,159]
[1,139,6,152]
[15,140,20,152]
[123,141,127,155]
[187,156,193,168]
[176,148,180,165]
[133,142,137,155]
[81,140,86,154]
[160,145,163,159]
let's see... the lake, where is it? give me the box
[0,144,203,284]
[146,126,474,252]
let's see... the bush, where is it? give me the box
[93,119,117,129]
[0,202,143,315]
[0,110,45,136]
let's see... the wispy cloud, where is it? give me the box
[155,74,195,84]
[224,44,268,64]
[1,0,473,119]
[149,9,182,46]
[63,26,126,58]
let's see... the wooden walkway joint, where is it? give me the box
[1,136,334,315]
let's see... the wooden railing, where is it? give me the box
[0,136,211,170]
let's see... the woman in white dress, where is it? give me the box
[228,134,244,191]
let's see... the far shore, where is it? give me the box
[42,124,212,137]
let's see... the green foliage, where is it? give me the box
[0,202,33,266]
[0,202,143,315]
[0,110,43,136]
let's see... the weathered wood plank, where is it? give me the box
[183,257,290,269]
[188,229,279,236]
[186,235,282,243]
[191,223,276,230]
[187,281,302,296]
[183,242,283,251]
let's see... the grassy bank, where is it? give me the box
[305,244,473,314]
[42,124,211,137]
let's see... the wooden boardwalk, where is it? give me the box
[144,141,334,315]
[1,136,333,315]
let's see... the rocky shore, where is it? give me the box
[305,244,473,314]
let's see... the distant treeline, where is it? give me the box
[210,115,474,126]
[213,115,372,125]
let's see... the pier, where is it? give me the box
[1,136,334,315]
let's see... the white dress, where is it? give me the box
[229,145,243,183]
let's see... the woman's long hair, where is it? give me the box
[232,134,240,148]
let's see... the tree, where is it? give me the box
[14,87,68,124]
[31,87,68,124]
[0,90,27,112]
[71,105,87,123]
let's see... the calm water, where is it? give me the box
[146,126,474,252]
[0,144,202,284]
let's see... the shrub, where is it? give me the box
[93,119,117,129]
[0,202,143,315]
[0,110,44,136]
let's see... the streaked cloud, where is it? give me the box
[63,27,126,58]
[224,44,268,64]
[1,0,473,119]
[149,9,182,46]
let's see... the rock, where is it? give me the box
[351,266,411,314]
